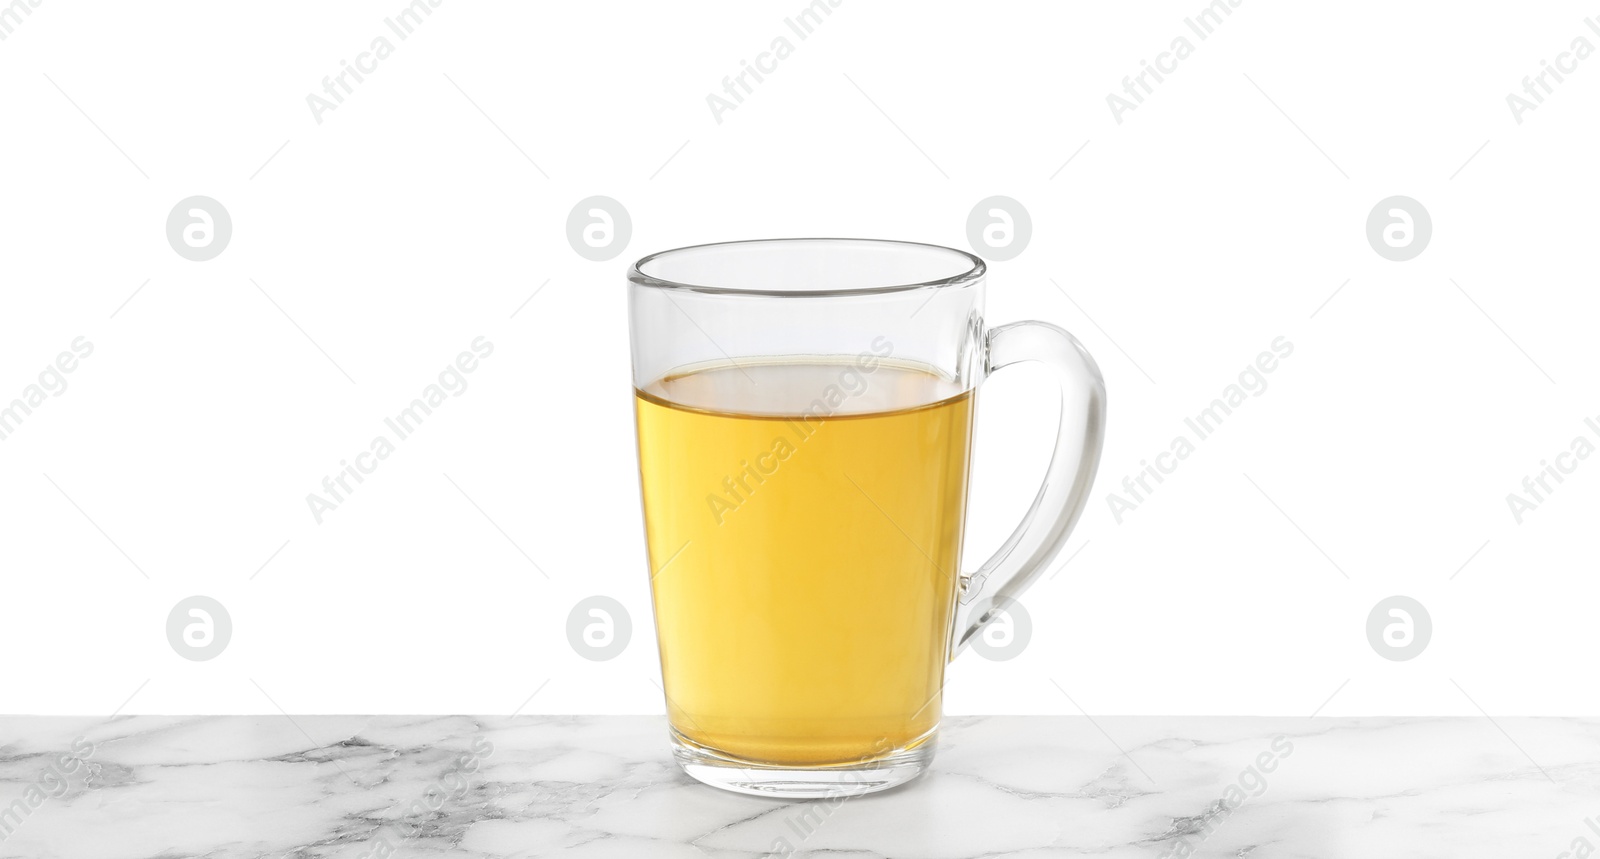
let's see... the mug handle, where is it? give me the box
[952,321,1107,658]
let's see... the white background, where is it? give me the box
[1,0,1596,718]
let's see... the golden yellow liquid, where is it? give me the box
[635,360,973,766]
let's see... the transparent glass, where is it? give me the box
[628,238,1106,798]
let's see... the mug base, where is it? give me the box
[670,728,935,799]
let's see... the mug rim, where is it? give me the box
[628,237,986,297]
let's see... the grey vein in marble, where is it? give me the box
[0,715,1595,858]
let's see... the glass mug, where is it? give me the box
[629,238,1105,797]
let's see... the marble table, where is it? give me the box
[0,715,1594,858]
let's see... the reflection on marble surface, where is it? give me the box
[0,715,1594,857]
